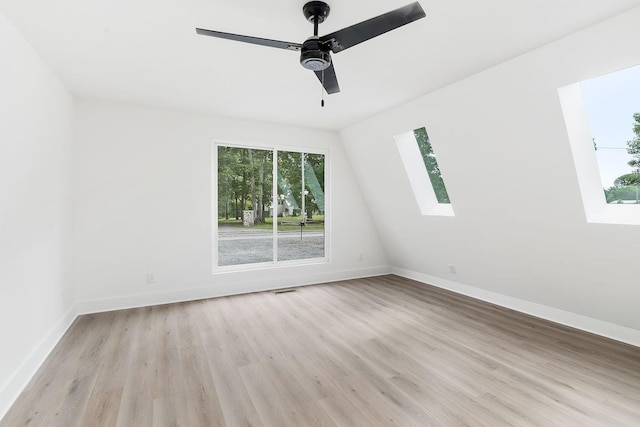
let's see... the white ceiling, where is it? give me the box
[2,0,640,130]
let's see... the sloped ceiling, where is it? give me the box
[2,0,640,130]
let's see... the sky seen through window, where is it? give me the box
[581,64,640,189]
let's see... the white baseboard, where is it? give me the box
[77,265,392,315]
[0,305,78,421]
[392,267,640,348]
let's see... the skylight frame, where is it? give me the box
[559,81,640,226]
[394,127,454,217]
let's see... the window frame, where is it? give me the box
[559,82,640,225]
[212,141,330,272]
[394,128,455,217]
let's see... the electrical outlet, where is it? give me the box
[147,272,156,283]
[447,264,457,274]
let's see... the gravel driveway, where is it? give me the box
[218,229,325,266]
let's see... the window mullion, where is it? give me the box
[272,149,278,263]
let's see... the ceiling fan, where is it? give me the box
[196,2,425,96]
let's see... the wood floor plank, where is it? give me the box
[318,394,382,427]
[238,362,300,427]
[200,329,264,427]
[80,388,122,427]
[179,344,226,426]
[115,333,157,427]
[2,275,640,426]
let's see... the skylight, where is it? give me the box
[559,64,640,225]
[581,64,640,204]
[395,127,454,216]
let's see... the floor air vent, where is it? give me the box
[274,289,297,295]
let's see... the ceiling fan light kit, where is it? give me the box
[300,38,332,71]
[196,1,425,96]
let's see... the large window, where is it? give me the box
[559,63,640,225]
[395,126,454,216]
[581,64,640,204]
[215,144,326,268]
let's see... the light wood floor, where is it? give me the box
[3,275,640,426]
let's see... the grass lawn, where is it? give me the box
[218,215,325,231]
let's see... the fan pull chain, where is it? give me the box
[321,69,325,107]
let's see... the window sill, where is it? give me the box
[587,204,640,226]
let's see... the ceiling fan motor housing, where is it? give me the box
[300,37,331,71]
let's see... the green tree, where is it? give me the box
[245,148,272,223]
[604,185,638,203]
[218,146,272,222]
[218,146,241,219]
[255,149,273,222]
[305,153,325,219]
[278,151,303,215]
[627,112,640,170]
[413,127,450,203]
[275,151,325,220]
[609,113,640,203]
[614,173,640,187]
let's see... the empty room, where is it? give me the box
[2,0,640,425]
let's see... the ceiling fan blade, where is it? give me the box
[314,62,340,94]
[319,2,425,53]
[196,28,302,51]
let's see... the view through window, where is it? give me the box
[394,126,453,216]
[414,127,450,204]
[216,145,326,267]
[581,64,640,204]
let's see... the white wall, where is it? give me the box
[341,7,640,341]
[72,100,388,312]
[0,11,76,418]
